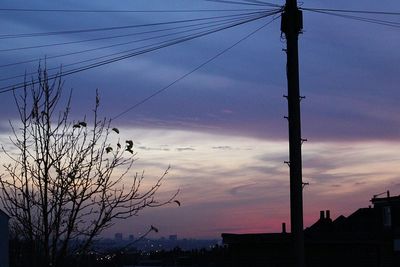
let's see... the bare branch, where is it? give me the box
[0,68,178,267]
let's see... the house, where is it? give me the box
[0,209,9,267]
[222,192,400,267]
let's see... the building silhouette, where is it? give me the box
[0,209,9,267]
[115,232,123,241]
[169,235,178,241]
[222,192,400,267]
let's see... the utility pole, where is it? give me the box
[281,0,304,267]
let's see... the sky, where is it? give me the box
[0,0,400,239]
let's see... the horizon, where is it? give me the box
[0,0,400,240]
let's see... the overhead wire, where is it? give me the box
[112,13,281,120]
[0,7,272,13]
[0,10,281,94]
[204,0,271,7]
[241,0,281,8]
[0,11,279,81]
[0,15,264,82]
[0,11,270,68]
[0,10,271,53]
[301,7,400,16]
[304,9,400,29]
[0,11,277,40]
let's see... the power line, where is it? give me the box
[305,9,400,29]
[0,12,274,81]
[0,11,278,39]
[301,7,400,16]
[0,10,271,53]
[0,7,271,13]
[0,17,252,81]
[0,11,280,94]
[0,12,268,69]
[241,0,281,7]
[204,0,271,7]
[112,14,281,121]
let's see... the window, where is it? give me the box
[394,239,400,251]
[383,206,392,227]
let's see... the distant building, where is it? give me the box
[115,233,123,241]
[0,209,9,267]
[128,234,135,241]
[169,235,177,241]
[222,192,400,267]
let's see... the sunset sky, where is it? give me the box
[0,0,400,239]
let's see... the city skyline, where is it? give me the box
[0,0,400,239]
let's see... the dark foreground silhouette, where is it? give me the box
[223,192,400,267]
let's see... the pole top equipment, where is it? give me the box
[281,5,303,35]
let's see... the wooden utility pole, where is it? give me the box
[281,0,304,266]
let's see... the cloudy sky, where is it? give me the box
[0,0,400,239]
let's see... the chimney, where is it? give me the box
[320,210,325,220]
[282,222,286,234]
[326,210,330,220]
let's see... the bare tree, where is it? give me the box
[0,69,177,267]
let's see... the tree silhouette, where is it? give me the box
[0,68,177,267]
